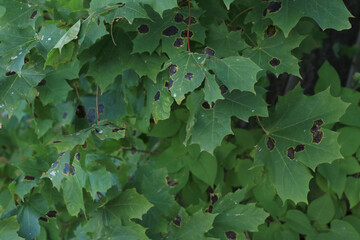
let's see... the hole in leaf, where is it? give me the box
[162,26,179,37]
[266,137,275,151]
[267,1,282,13]
[287,147,295,160]
[173,215,182,226]
[88,109,96,122]
[112,128,125,132]
[183,16,197,25]
[50,160,59,169]
[295,144,305,152]
[169,64,178,76]
[205,205,213,213]
[312,130,323,144]
[137,24,149,34]
[30,10,37,19]
[173,38,184,48]
[166,176,179,187]
[39,217,48,222]
[76,105,86,118]
[63,163,70,175]
[37,79,46,86]
[5,71,16,76]
[98,104,104,114]
[174,13,184,23]
[62,112,68,119]
[184,72,193,81]
[204,47,215,56]
[46,210,57,218]
[154,91,160,101]
[24,176,35,180]
[53,140,61,143]
[220,85,228,95]
[265,25,277,38]
[225,231,237,240]
[181,30,193,38]
[75,152,80,160]
[269,57,280,67]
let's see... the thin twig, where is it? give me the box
[73,82,80,100]
[110,22,117,46]
[256,116,267,134]
[120,147,161,155]
[245,231,251,240]
[96,85,99,123]
[229,7,253,26]
[187,0,192,52]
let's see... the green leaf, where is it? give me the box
[86,167,112,198]
[0,0,39,28]
[78,16,108,52]
[42,151,71,190]
[285,210,316,236]
[316,220,360,240]
[53,20,81,53]
[0,216,23,240]
[106,188,153,222]
[222,0,235,9]
[188,151,217,186]
[63,173,85,216]
[315,61,341,96]
[338,127,360,157]
[140,0,178,16]
[107,224,150,240]
[255,87,350,203]
[307,193,335,224]
[49,129,91,153]
[265,0,353,37]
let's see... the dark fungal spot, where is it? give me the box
[267,1,282,13]
[98,104,104,114]
[88,108,96,122]
[30,10,37,19]
[62,112,68,119]
[181,30,193,38]
[117,2,125,7]
[269,57,280,67]
[266,137,276,151]
[24,58,29,64]
[312,130,323,144]
[132,130,137,136]
[63,163,70,175]
[82,141,87,149]
[173,38,184,48]
[46,210,57,218]
[314,119,324,127]
[168,78,174,89]
[295,144,305,152]
[210,194,218,204]
[71,166,75,175]
[154,91,160,101]
[225,231,237,240]
[205,205,213,213]
[204,47,215,56]
[5,71,16,76]
[169,64,178,76]
[97,17,100,25]
[162,26,179,37]
[75,152,80,160]
[50,160,59,169]
[137,24,149,34]
[59,152,65,156]
[24,176,35,180]
[53,140,61,143]
[265,25,277,38]
[2,145,7,150]
[220,85,228,95]
[166,176,179,187]
[183,16,197,25]
[39,217,48,222]
[76,105,86,118]
[174,13,184,23]
[201,102,215,110]
[37,79,46,86]
[112,128,125,132]
[287,147,295,160]
[173,215,182,227]
[184,72,193,81]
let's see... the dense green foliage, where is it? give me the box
[0,0,359,239]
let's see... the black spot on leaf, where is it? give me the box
[201,102,215,110]
[88,109,96,122]
[132,130,137,136]
[269,57,280,67]
[75,152,80,160]
[154,91,160,101]
[314,119,324,127]
[265,25,277,38]
[2,145,7,150]
[312,131,323,144]
[310,119,324,144]
[295,144,305,152]
[173,215,182,226]
[184,72,193,80]
[63,163,70,175]
[117,2,125,7]
[59,152,65,156]
[266,137,276,151]
[183,16,197,25]
[76,105,86,118]
[210,194,218,204]
[137,24,149,34]
[225,231,237,240]
[5,71,16,76]
[181,30,193,38]
[46,210,57,218]
[173,38,184,48]
[169,64,178,76]
[98,104,104,114]
[168,78,174,89]
[112,128,125,132]
[97,17,100,25]
[204,47,215,56]
[30,10,37,19]
[162,26,179,37]
[287,147,295,160]
[82,141,87,149]
[24,58,29,64]
[205,205,213,213]
[267,1,282,13]
[166,176,178,187]
[37,79,46,86]
[39,217,48,222]
[62,112,68,119]
[50,160,59,169]
[220,85,228,95]
[53,140,61,143]
[174,13,184,23]
[71,165,75,175]
[24,176,35,180]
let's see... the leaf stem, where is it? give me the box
[256,115,267,134]
[187,0,192,52]
[73,82,80,100]
[96,85,99,123]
